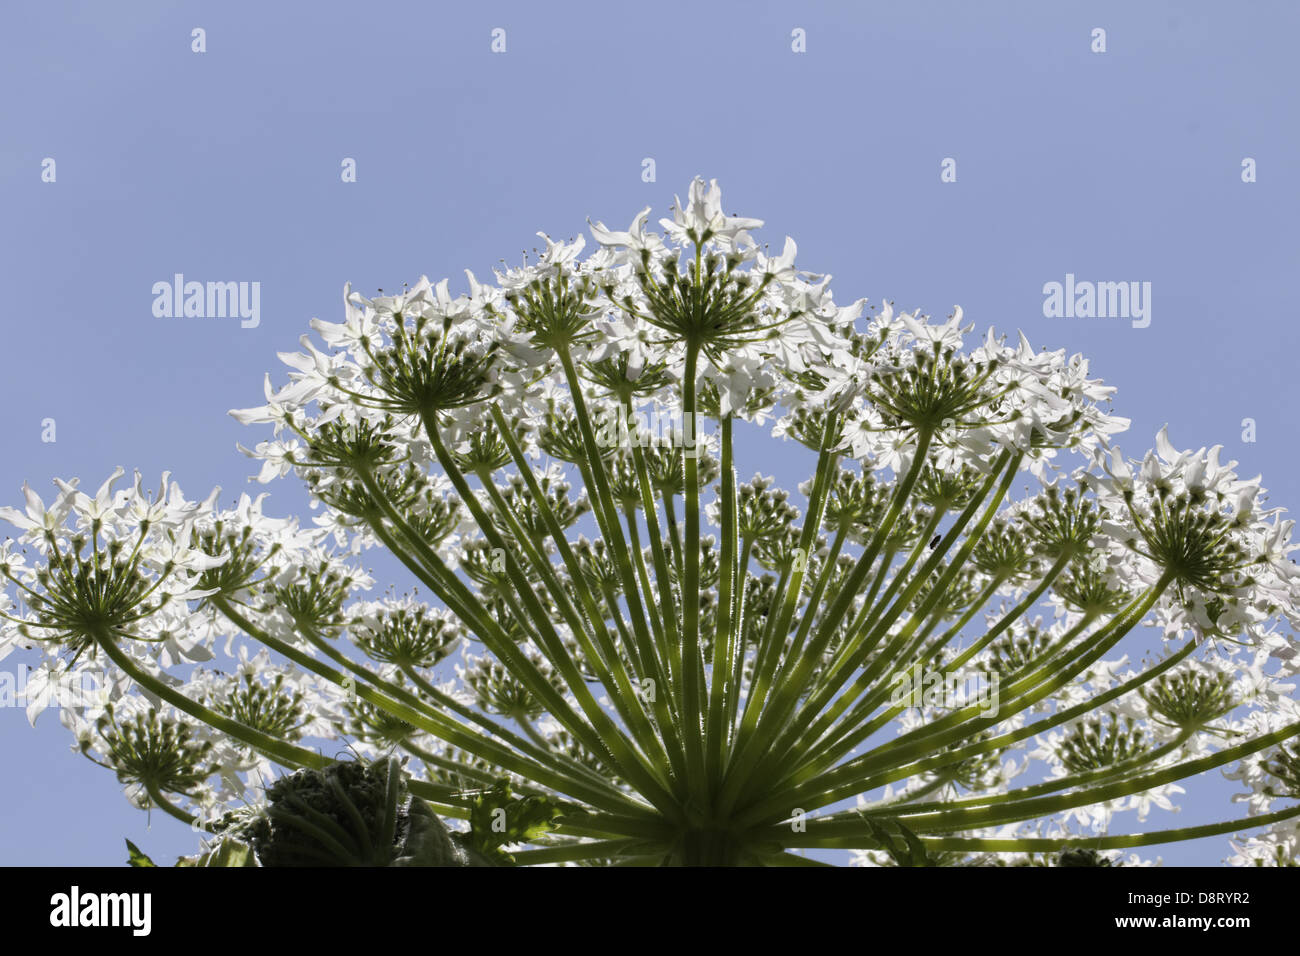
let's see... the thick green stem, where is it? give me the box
[705,415,739,790]
[680,342,708,810]
[719,428,929,815]
[420,415,680,815]
[778,802,1300,852]
[96,631,330,773]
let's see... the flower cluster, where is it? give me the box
[4,179,1299,866]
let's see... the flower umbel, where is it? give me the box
[5,180,1300,868]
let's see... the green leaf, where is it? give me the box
[392,795,466,866]
[469,782,563,864]
[125,839,157,868]
[205,839,257,867]
[861,817,933,867]
[174,838,257,867]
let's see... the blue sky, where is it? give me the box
[1,0,1297,865]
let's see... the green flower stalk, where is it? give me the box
[4,179,1300,867]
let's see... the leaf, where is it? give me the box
[861,817,933,867]
[203,839,257,867]
[125,839,157,868]
[468,782,563,864]
[392,795,465,866]
[175,838,257,867]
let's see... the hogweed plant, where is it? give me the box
[4,179,1300,867]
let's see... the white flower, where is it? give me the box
[588,206,663,255]
[0,479,80,541]
[1129,783,1185,822]
[659,177,763,249]
[899,305,970,351]
[756,237,799,282]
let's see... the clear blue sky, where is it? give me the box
[1,0,1297,865]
